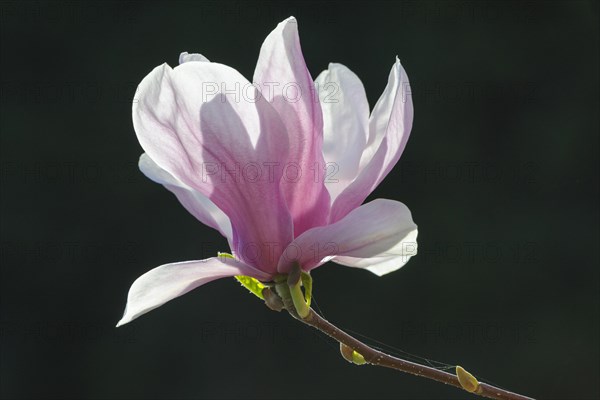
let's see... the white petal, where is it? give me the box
[332,227,418,276]
[330,59,414,222]
[117,257,270,327]
[139,153,233,242]
[179,52,210,64]
[361,57,412,172]
[315,63,369,201]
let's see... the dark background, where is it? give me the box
[0,1,598,399]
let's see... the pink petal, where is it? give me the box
[139,153,233,243]
[315,63,369,202]
[253,17,330,236]
[117,257,271,326]
[277,199,417,274]
[133,61,293,272]
[330,59,414,222]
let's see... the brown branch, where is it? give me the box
[294,308,534,400]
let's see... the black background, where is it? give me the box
[1,1,598,399]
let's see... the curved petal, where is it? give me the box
[253,17,330,236]
[332,231,417,276]
[139,153,233,243]
[133,61,293,272]
[315,63,369,202]
[330,59,414,222]
[277,199,417,274]
[117,257,271,327]
[179,52,209,64]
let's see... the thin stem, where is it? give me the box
[294,308,534,400]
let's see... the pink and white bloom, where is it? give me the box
[117,17,417,327]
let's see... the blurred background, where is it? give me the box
[0,1,598,399]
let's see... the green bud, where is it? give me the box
[340,343,366,365]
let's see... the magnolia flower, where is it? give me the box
[117,17,417,327]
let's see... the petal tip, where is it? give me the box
[279,16,298,31]
[116,306,133,327]
[179,51,189,64]
[179,52,210,64]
